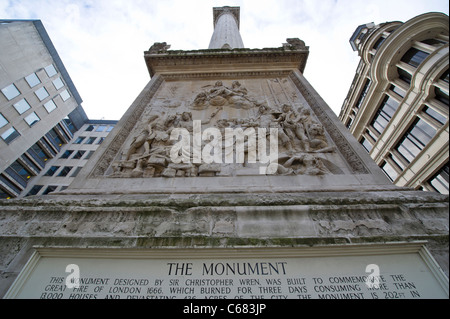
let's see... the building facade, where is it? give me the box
[0,20,110,199]
[19,120,117,198]
[339,12,449,194]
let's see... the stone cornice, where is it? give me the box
[144,47,309,77]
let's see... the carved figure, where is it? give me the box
[148,42,171,54]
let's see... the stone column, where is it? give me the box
[208,6,244,49]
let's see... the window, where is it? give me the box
[26,185,43,197]
[60,89,70,101]
[97,137,105,145]
[401,48,429,68]
[360,137,372,153]
[44,166,60,176]
[71,167,82,177]
[25,73,41,88]
[354,79,371,109]
[1,83,20,100]
[44,100,57,113]
[435,87,449,106]
[427,164,449,194]
[60,150,74,159]
[52,77,64,90]
[8,160,33,184]
[24,112,40,127]
[390,85,405,99]
[84,150,95,160]
[381,161,398,182]
[421,38,446,47]
[0,113,8,128]
[43,185,58,195]
[45,64,57,77]
[96,125,106,132]
[74,136,86,144]
[370,95,400,135]
[28,143,49,166]
[47,129,64,148]
[423,106,447,125]
[58,166,73,177]
[72,150,86,159]
[372,37,386,51]
[396,118,437,164]
[13,99,31,114]
[1,127,20,144]
[35,87,49,101]
[85,125,95,131]
[106,126,114,132]
[397,68,412,85]
[85,137,96,144]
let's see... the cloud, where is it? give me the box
[1,0,448,120]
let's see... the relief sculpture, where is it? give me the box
[109,79,340,178]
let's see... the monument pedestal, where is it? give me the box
[1,188,448,298]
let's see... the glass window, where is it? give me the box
[1,127,20,144]
[370,95,400,134]
[71,167,82,177]
[9,160,33,181]
[86,125,95,131]
[58,166,73,177]
[428,164,449,194]
[85,137,96,144]
[28,143,49,165]
[52,77,64,90]
[440,69,449,83]
[44,100,57,113]
[97,137,105,145]
[25,73,41,88]
[401,48,429,68]
[435,87,449,106]
[381,161,398,182]
[44,166,60,176]
[106,126,114,132]
[397,68,412,85]
[60,89,70,101]
[43,185,57,195]
[84,150,95,160]
[72,150,86,159]
[96,125,106,132]
[24,112,40,127]
[396,118,437,164]
[1,83,21,100]
[390,84,405,98]
[13,99,31,114]
[423,106,447,125]
[26,185,43,197]
[35,87,49,101]
[354,79,371,109]
[0,113,8,128]
[45,64,57,77]
[360,137,372,153]
[372,37,386,51]
[60,150,74,159]
[74,136,86,144]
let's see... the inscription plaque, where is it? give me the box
[5,243,448,299]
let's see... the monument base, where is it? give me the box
[0,188,448,298]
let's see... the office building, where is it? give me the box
[339,12,449,194]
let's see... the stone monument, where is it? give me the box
[1,7,448,300]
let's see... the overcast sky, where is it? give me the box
[1,0,449,120]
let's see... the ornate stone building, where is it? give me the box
[1,7,448,299]
[340,12,449,194]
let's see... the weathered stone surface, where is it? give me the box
[0,189,448,296]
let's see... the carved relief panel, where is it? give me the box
[105,77,348,178]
